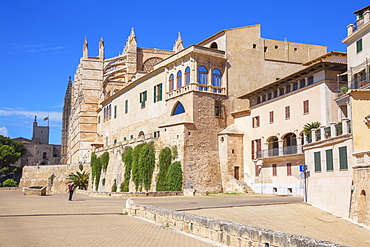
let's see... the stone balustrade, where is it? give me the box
[125,200,346,247]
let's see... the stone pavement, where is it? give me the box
[0,191,219,247]
[1,191,370,247]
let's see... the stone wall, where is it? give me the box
[19,164,90,194]
[126,202,346,247]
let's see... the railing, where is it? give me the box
[324,126,331,139]
[335,123,343,136]
[306,120,351,145]
[257,145,302,159]
[315,129,321,141]
[166,82,226,99]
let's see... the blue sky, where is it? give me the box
[0,0,365,144]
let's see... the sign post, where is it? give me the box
[299,165,307,202]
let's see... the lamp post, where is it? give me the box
[254,159,263,194]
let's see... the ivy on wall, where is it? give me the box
[156,147,172,191]
[111,179,117,192]
[166,161,183,191]
[90,151,109,191]
[120,146,133,192]
[131,143,145,191]
[139,141,155,191]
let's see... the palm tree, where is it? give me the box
[303,121,321,135]
[67,171,89,190]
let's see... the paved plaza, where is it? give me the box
[1,191,370,246]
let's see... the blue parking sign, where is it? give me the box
[299,165,307,172]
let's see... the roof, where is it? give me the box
[302,51,347,66]
[218,124,244,135]
[354,5,370,14]
[238,57,347,99]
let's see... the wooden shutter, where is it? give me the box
[159,83,162,101]
[314,152,321,172]
[326,149,333,171]
[251,140,255,160]
[154,85,157,103]
[339,146,348,170]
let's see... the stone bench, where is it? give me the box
[23,186,47,196]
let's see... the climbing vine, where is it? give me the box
[139,141,156,191]
[166,161,183,191]
[131,143,145,191]
[120,146,133,192]
[90,152,108,191]
[111,179,117,192]
[156,147,172,191]
[101,151,110,172]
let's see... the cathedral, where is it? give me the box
[61,25,327,193]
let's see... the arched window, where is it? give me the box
[198,66,208,91]
[169,74,174,91]
[138,131,145,138]
[172,102,185,115]
[283,133,297,155]
[267,136,279,157]
[212,69,222,93]
[177,70,182,88]
[185,67,190,85]
[210,42,218,49]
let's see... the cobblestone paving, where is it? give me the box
[0,191,218,247]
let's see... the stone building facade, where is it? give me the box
[62,25,327,193]
[13,117,61,167]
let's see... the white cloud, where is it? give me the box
[0,108,62,123]
[0,127,9,137]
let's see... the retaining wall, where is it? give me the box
[126,202,347,247]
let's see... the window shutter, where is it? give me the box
[251,140,255,160]
[139,93,142,103]
[154,86,157,103]
[314,152,321,172]
[326,149,333,171]
[159,83,162,101]
[339,146,348,170]
[145,91,147,101]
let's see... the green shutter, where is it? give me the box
[145,90,147,101]
[125,100,128,113]
[139,93,142,103]
[357,39,363,53]
[326,149,333,171]
[314,152,321,172]
[339,146,348,170]
[114,105,117,118]
[159,83,162,101]
[154,85,157,103]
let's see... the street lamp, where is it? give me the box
[254,159,263,194]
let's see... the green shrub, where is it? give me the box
[2,178,18,187]
[101,152,110,172]
[67,171,89,190]
[121,146,133,192]
[156,147,172,191]
[139,141,155,191]
[166,161,182,191]
[111,179,117,192]
[131,143,145,191]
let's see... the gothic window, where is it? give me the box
[185,67,190,85]
[177,70,182,88]
[169,74,175,91]
[142,57,164,72]
[212,69,222,93]
[198,66,208,91]
[172,102,185,115]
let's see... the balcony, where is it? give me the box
[166,82,226,100]
[257,145,302,159]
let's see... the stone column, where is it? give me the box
[342,118,349,134]
[278,140,283,156]
[320,126,326,140]
[297,136,302,154]
[312,129,317,142]
[330,122,337,137]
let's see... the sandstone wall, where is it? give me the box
[19,164,90,194]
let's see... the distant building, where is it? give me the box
[13,116,61,167]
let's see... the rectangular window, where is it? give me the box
[215,100,222,117]
[314,151,321,172]
[308,76,314,85]
[285,106,290,119]
[252,116,260,128]
[114,105,117,118]
[279,88,285,96]
[357,39,363,53]
[98,116,100,124]
[300,79,305,88]
[251,139,261,160]
[272,164,277,176]
[113,139,117,144]
[125,100,128,114]
[140,91,147,108]
[269,111,274,124]
[267,92,272,100]
[339,146,348,170]
[326,149,333,171]
[286,85,291,93]
[154,83,163,103]
[273,90,278,98]
[303,100,309,114]
[293,82,298,91]
[287,163,292,176]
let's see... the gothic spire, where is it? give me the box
[173,32,184,53]
[83,36,88,58]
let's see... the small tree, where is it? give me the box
[2,178,18,187]
[303,122,321,135]
[166,161,182,191]
[139,142,156,191]
[156,147,172,191]
[131,143,145,191]
[67,171,89,190]
[121,146,133,192]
